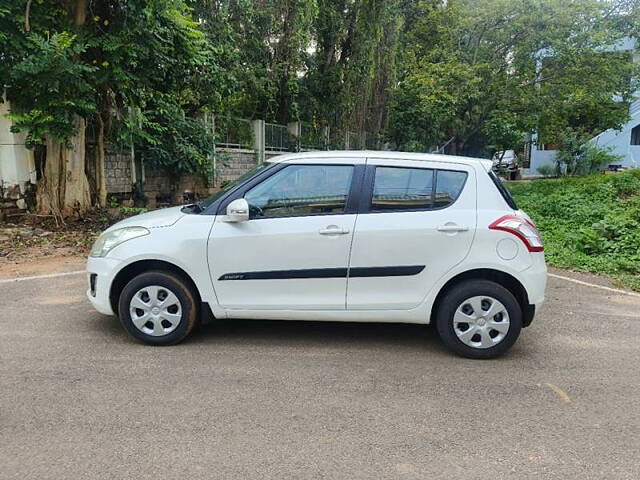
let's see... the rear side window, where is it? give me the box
[372,167,435,210]
[488,170,518,209]
[371,166,467,211]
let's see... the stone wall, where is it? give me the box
[214,149,259,187]
[144,170,213,208]
[106,152,133,194]
[101,148,267,206]
[0,182,35,221]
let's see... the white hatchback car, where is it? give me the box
[87,151,546,358]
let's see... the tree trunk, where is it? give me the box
[95,114,108,207]
[74,0,87,27]
[36,139,64,217]
[37,115,91,216]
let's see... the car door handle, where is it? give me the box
[437,224,469,232]
[319,225,350,235]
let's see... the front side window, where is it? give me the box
[244,164,354,218]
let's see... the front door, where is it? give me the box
[209,163,358,310]
[347,159,476,310]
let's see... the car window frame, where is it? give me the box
[360,164,469,214]
[203,162,281,215]
[217,162,365,220]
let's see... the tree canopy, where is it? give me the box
[0,0,638,214]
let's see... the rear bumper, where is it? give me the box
[520,253,547,327]
[522,304,536,327]
[522,257,547,306]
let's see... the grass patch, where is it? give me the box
[508,170,640,291]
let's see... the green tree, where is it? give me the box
[387,0,639,156]
[1,0,228,216]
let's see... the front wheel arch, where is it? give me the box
[109,259,202,316]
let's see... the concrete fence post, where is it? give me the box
[287,121,301,151]
[252,120,265,164]
[322,126,330,150]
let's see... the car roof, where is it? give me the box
[271,150,492,171]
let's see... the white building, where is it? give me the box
[0,95,35,211]
[528,37,639,174]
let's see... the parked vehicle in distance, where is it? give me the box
[492,150,518,172]
[87,151,546,358]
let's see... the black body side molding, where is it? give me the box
[218,265,425,281]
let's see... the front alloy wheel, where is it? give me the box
[129,285,183,336]
[118,271,198,345]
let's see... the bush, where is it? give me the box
[509,170,640,291]
[537,165,556,177]
[554,131,622,176]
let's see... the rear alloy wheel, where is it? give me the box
[118,271,198,345]
[436,280,522,359]
[453,296,510,349]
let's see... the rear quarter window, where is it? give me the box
[434,170,468,208]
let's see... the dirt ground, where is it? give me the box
[0,254,86,279]
[0,211,116,279]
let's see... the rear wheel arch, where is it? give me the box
[430,268,533,326]
[109,259,202,316]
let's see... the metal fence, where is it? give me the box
[345,131,362,150]
[299,122,326,151]
[216,117,253,149]
[210,116,384,153]
[265,122,293,151]
[365,132,383,150]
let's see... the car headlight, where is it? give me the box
[90,226,150,258]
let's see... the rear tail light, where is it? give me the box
[489,215,544,252]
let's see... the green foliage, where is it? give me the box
[127,99,216,175]
[5,32,97,144]
[537,165,556,177]
[387,0,638,155]
[107,195,119,208]
[1,0,229,177]
[508,170,640,291]
[119,206,148,216]
[484,114,525,157]
[554,131,623,176]
[1,0,638,188]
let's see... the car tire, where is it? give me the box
[118,270,198,346]
[435,280,522,359]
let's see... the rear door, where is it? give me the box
[346,159,476,310]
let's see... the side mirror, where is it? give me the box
[224,198,249,223]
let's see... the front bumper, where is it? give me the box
[86,256,122,316]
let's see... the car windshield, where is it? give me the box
[198,162,272,210]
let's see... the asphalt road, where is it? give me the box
[1,269,639,479]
